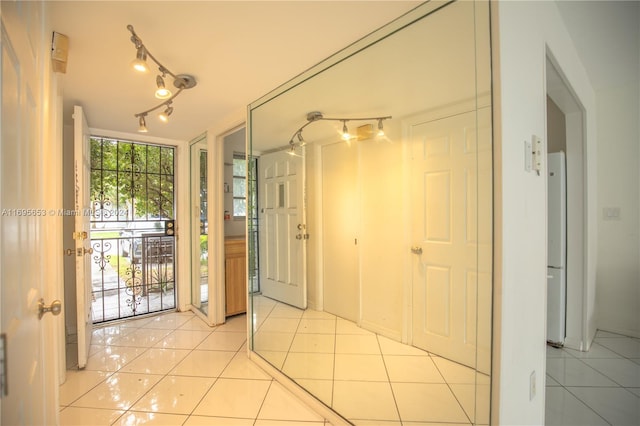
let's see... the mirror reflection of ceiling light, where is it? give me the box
[377,119,385,136]
[286,111,392,155]
[127,24,197,131]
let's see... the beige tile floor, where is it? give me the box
[61,310,331,425]
[545,330,640,425]
[251,295,490,425]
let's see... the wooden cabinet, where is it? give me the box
[225,238,247,316]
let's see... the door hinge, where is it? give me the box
[73,231,88,240]
[0,333,7,398]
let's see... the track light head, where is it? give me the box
[158,105,173,123]
[342,121,350,140]
[138,115,148,132]
[131,47,148,73]
[155,75,172,99]
[377,119,385,136]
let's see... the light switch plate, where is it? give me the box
[524,139,533,172]
[532,135,543,174]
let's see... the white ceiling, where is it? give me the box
[49,1,422,142]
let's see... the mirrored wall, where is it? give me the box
[248,1,492,424]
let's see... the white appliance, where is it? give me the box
[547,152,567,345]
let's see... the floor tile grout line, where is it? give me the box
[375,333,403,424]
[275,301,304,370]
[430,357,474,425]
[555,353,633,389]
[108,319,194,425]
[68,313,192,423]
[329,312,338,409]
[252,379,275,425]
[558,384,613,426]
[113,312,234,424]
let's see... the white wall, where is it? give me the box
[556,0,640,340]
[492,1,598,424]
[553,0,640,339]
[595,85,639,337]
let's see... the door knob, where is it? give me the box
[295,234,302,240]
[38,298,62,320]
[411,246,423,255]
[65,249,74,256]
[84,247,94,255]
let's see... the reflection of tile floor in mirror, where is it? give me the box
[545,330,640,426]
[62,310,331,425]
[251,295,490,425]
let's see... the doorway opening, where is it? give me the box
[545,57,587,351]
[89,137,177,323]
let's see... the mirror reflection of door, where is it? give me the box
[258,150,307,309]
[190,134,208,316]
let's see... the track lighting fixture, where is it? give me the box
[128,24,197,132]
[285,111,392,153]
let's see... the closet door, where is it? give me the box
[322,142,359,322]
[410,110,478,368]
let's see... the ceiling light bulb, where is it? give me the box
[155,75,172,99]
[158,105,173,122]
[131,47,148,73]
[138,115,148,132]
[342,122,350,140]
[377,119,385,136]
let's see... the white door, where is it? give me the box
[74,105,94,368]
[1,1,56,423]
[410,110,478,368]
[259,150,307,309]
[322,142,359,322]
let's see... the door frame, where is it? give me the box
[80,128,189,313]
[188,133,209,319]
[544,54,592,351]
[209,121,247,326]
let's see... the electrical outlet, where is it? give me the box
[530,370,536,400]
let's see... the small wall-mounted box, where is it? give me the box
[51,32,69,73]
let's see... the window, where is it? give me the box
[232,154,246,218]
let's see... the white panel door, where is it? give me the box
[73,105,93,368]
[259,150,306,309]
[1,1,54,423]
[322,142,359,322]
[410,110,478,368]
